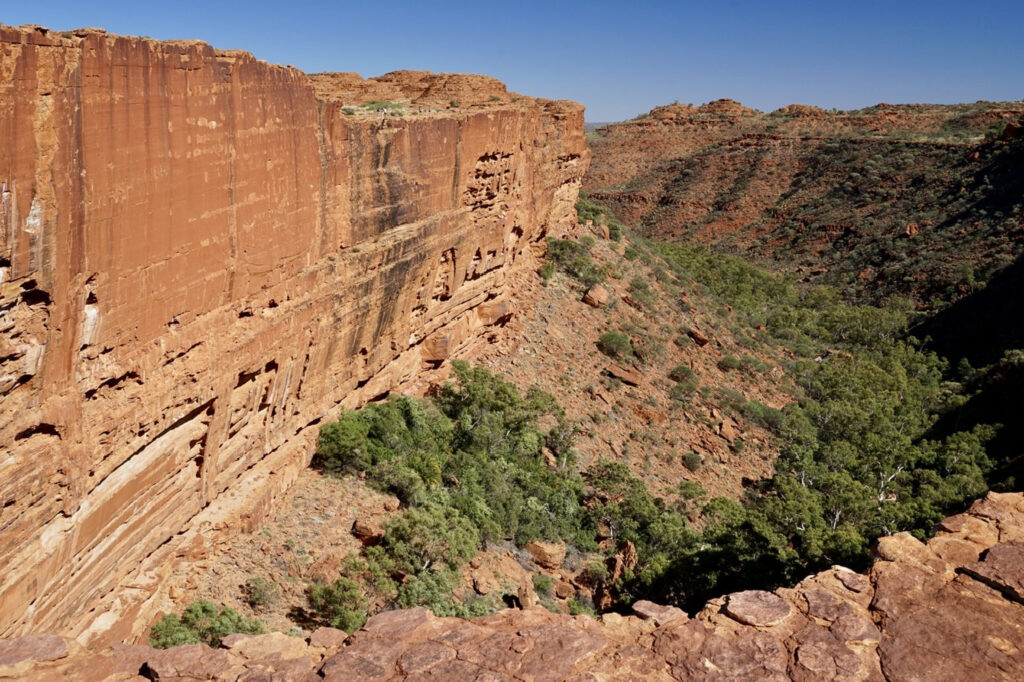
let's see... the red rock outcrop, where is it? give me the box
[0,24,587,644]
[8,491,1024,680]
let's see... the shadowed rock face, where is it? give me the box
[7,492,1024,680]
[0,25,587,644]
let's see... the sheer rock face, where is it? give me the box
[10,492,1024,680]
[0,25,587,644]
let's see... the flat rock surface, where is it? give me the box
[960,541,1024,603]
[724,590,793,627]
[0,634,67,667]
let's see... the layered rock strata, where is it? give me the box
[0,25,587,644]
[6,491,1024,680]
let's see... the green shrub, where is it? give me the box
[628,277,656,306]
[737,400,784,432]
[149,600,264,649]
[668,365,695,382]
[717,355,742,371]
[740,354,771,374]
[669,379,699,401]
[677,480,706,501]
[148,615,200,649]
[597,332,634,360]
[316,362,590,572]
[683,451,702,471]
[532,574,553,598]
[575,193,605,224]
[359,100,403,114]
[575,193,625,240]
[308,578,368,633]
[398,570,497,617]
[243,577,279,611]
[538,262,555,283]
[382,502,480,574]
[546,238,606,287]
[568,597,597,617]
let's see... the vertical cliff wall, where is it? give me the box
[0,25,588,644]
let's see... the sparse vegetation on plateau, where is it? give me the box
[358,100,403,113]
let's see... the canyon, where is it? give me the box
[2,23,1023,681]
[0,24,586,644]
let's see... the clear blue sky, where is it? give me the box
[5,1,1022,121]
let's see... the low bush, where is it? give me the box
[359,100,403,114]
[532,574,553,598]
[670,379,699,401]
[668,365,695,382]
[149,600,264,649]
[597,331,634,360]
[717,355,742,371]
[308,578,368,633]
[628,277,656,306]
[546,238,606,287]
[315,362,593,618]
[243,577,279,611]
[576,193,626,241]
[683,451,702,471]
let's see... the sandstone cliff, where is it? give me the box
[0,25,588,644]
[5,491,1023,680]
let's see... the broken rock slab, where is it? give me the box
[960,541,1024,604]
[723,590,793,627]
[525,540,566,570]
[582,284,609,308]
[0,634,68,677]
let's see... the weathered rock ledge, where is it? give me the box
[5,491,1023,680]
[0,24,587,644]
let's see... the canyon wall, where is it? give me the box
[0,25,587,644]
[586,99,1024,304]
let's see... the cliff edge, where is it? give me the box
[4,491,1022,680]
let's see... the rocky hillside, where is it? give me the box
[143,220,796,635]
[5,492,1023,680]
[586,99,1024,306]
[0,24,586,644]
